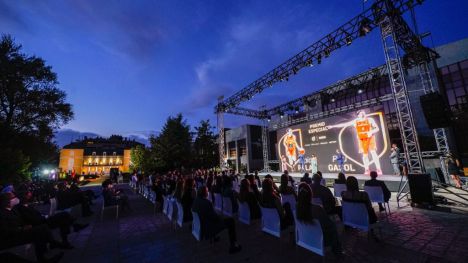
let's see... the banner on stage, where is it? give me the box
[276,108,392,175]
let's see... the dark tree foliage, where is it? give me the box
[193,119,218,169]
[149,114,192,172]
[0,35,73,185]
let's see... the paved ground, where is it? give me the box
[11,185,468,263]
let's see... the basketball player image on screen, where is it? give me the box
[329,110,383,175]
[283,128,302,170]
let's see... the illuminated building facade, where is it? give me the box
[59,135,143,175]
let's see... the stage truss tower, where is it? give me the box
[217,96,225,169]
[259,105,271,172]
[377,4,424,174]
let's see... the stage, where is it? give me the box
[258,172,406,192]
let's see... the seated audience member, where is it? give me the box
[341,176,378,225]
[102,180,131,212]
[283,170,295,187]
[15,191,88,249]
[263,174,280,193]
[56,182,93,217]
[192,187,242,254]
[0,192,64,263]
[300,173,312,185]
[253,171,261,188]
[221,175,238,213]
[260,179,293,229]
[364,171,391,211]
[334,172,347,184]
[278,174,297,199]
[238,179,261,220]
[246,175,261,200]
[180,178,196,222]
[296,183,343,255]
[311,174,342,220]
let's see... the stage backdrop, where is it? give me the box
[276,108,393,175]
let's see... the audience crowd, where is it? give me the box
[0,167,392,261]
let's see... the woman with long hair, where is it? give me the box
[279,174,297,198]
[260,178,293,229]
[296,183,342,255]
[238,178,261,220]
[181,177,196,222]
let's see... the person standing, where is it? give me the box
[390,144,401,176]
[311,154,318,174]
[335,149,345,173]
[446,153,463,189]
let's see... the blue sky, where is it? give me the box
[1,0,467,136]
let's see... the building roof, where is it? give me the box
[63,135,144,152]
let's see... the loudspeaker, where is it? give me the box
[408,173,434,204]
[420,92,451,129]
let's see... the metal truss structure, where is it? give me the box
[215,0,448,174]
[376,1,424,174]
[259,105,271,172]
[217,96,225,168]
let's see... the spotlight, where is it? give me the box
[324,49,330,58]
[293,67,298,75]
[317,54,322,64]
[330,97,336,103]
[357,89,363,94]
[268,81,273,87]
[294,106,300,114]
[346,36,352,45]
[359,18,372,36]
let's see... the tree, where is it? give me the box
[150,114,192,171]
[130,145,149,173]
[0,35,73,184]
[193,119,218,168]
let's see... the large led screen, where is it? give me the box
[276,108,393,175]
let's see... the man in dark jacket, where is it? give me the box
[364,171,391,211]
[0,192,64,263]
[16,191,88,248]
[192,186,241,254]
[311,174,342,220]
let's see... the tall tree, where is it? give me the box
[0,35,73,184]
[130,145,149,173]
[150,114,192,171]
[193,119,218,168]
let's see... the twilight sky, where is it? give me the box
[1,0,467,136]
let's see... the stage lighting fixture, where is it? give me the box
[267,116,271,122]
[359,18,372,36]
[317,54,322,64]
[268,81,273,87]
[357,88,363,94]
[294,106,300,114]
[346,36,352,45]
[280,113,284,118]
[330,97,336,102]
[324,49,330,58]
[293,67,298,75]
[305,59,313,67]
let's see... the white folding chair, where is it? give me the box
[333,184,347,199]
[295,219,324,256]
[342,201,379,236]
[260,207,281,238]
[237,200,251,225]
[222,197,234,217]
[213,193,223,213]
[167,198,174,221]
[281,194,296,212]
[162,196,169,215]
[176,201,184,227]
[364,186,390,218]
[192,211,201,241]
[101,199,119,220]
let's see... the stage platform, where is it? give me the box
[258,172,406,192]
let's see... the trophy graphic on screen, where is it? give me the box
[328,110,385,175]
